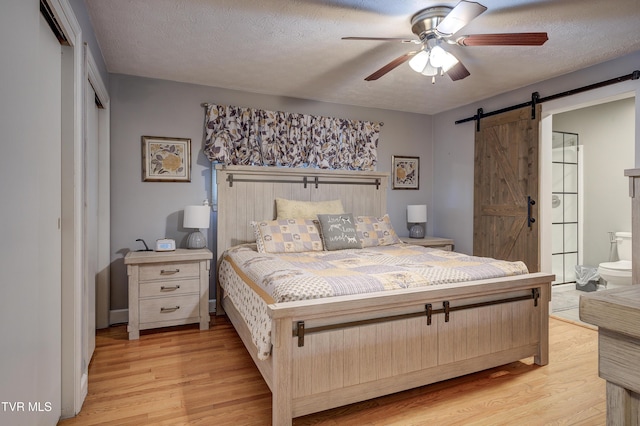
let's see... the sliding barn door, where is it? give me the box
[473,105,541,272]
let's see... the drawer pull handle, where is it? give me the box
[160,306,180,313]
[160,269,180,275]
[160,285,180,291]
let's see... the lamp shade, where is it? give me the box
[407,204,427,223]
[183,205,210,229]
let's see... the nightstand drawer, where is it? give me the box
[139,294,200,324]
[139,278,200,298]
[400,236,454,251]
[139,262,200,281]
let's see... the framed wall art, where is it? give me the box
[142,136,191,182]
[391,155,419,189]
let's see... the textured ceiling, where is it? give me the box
[85,0,640,115]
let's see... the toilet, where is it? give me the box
[598,231,633,288]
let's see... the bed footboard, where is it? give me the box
[266,273,551,425]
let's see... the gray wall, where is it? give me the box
[109,46,640,313]
[432,51,640,256]
[109,74,433,311]
[1,2,62,423]
[554,98,635,267]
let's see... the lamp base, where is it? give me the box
[409,224,425,239]
[186,230,206,249]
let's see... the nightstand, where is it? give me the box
[124,248,213,340]
[400,236,454,251]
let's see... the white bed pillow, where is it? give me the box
[275,198,345,220]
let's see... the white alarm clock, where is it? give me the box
[155,238,176,251]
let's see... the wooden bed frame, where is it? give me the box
[214,165,554,425]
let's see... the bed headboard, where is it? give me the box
[215,164,389,261]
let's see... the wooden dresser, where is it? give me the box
[124,248,213,340]
[579,168,640,424]
[580,286,640,425]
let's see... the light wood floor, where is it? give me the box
[58,315,605,425]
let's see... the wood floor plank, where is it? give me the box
[58,316,605,425]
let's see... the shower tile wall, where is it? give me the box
[552,131,579,284]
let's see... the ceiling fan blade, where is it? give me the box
[436,1,487,36]
[457,32,549,46]
[446,61,471,81]
[364,51,419,81]
[342,36,419,44]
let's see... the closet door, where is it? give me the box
[84,83,99,361]
[37,12,62,424]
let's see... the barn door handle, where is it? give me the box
[527,196,536,228]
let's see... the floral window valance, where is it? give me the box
[203,104,380,171]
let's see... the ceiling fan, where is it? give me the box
[343,0,548,83]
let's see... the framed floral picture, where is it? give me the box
[142,136,191,182]
[392,155,419,189]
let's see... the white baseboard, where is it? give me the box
[109,309,128,325]
[109,299,217,326]
[80,372,88,403]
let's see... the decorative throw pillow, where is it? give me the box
[275,198,345,220]
[355,214,402,247]
[316,213,361,251]
[251,219,324,253]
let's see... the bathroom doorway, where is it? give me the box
[542,94,636,271]
[552,98,634,271]
[541,93,635,321]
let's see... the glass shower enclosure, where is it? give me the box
[551,131,580,285]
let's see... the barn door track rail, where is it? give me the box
[456,70,640,131]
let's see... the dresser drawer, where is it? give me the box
[139,262,200,281]
[139,294,200,324]
[125,249,212,339]
[139,278,200,298]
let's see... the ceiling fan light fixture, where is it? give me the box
[420,62,439,77]
[440,51,460,72]
[428,45,447,68]
[408,51,430,72]
[344,1,547,83]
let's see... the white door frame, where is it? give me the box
[48,0,84,417]
[48,0,110,418]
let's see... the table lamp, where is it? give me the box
[184,200,210,249]
[407,204,427,238]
